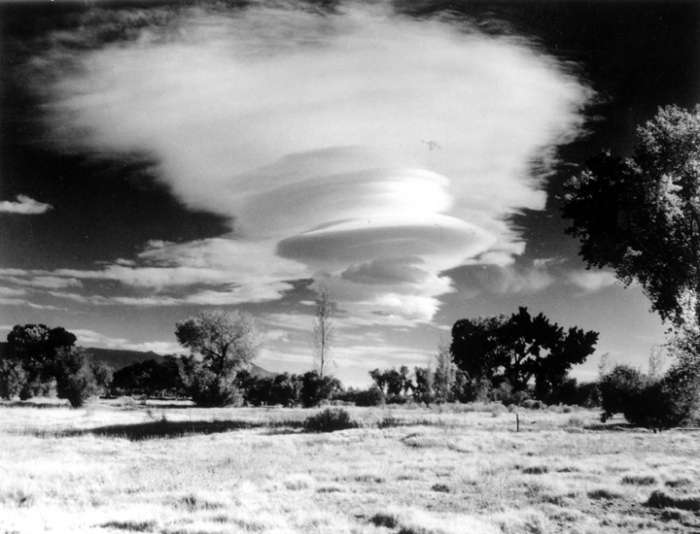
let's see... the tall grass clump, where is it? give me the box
[303,407,357,432]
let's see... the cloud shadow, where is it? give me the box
[29,418,305,441]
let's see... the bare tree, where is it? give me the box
[313,289,334,378]
[648,345,666,379]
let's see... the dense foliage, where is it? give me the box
[175,310,259,406]
[4,324,78,399]
[450,307,598,400]
[111,357,184,397]
[562,105,700,329]
[54,347,96,408]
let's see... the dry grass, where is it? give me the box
[1,400,699,533]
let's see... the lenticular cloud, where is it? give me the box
[39,1,592,325]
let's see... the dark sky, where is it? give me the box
[1,0,698,384]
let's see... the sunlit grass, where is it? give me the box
[1,400,699,533]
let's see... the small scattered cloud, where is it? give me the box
[0,275,82,290]
[0,286,27,298]
[567,270,619,294]
[0,297,62,310]
[0,195,52,215]
[71,328,184,354]
[446,262,555,296]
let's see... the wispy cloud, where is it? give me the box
[0,195,52,215]
[27,1,591,328]
[446,261,556,297]
[71,328,184,354]
[567,269,619,294]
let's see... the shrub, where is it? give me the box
[269,373,302,406]
[89,361,113,396]
[549,377,601,407]
[452,374,492,403]
[369,513,398,529]
[0,358,26,400]
[359,385,386,406]
[337,385,385,407]
[623,364,699,429]
[303,408,356,432]
[600,365,645,421]
[521,399,544,410]
[300,371,341,407]
[645,490,700,511]
[185,364,243,407]
[111,356,184,398]
[54,347,96,408]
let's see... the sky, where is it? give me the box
[1,0,699,386]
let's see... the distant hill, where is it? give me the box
[83,347,167,369]
[0,342,273,377]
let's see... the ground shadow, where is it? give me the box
[1,400,69,409]
[31,419,305,441]
[583,423,640,432]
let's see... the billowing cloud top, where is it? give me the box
[24,1,591,328]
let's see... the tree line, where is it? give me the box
[0,306,601,410]
[0,105,698,425]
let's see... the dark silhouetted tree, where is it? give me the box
[300,371,341,407]
[451,307,598,400]
[4,324,77,399]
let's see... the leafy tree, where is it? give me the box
[0,358,26,400]
[111,357,184,397]
[4,324,77,398]
[433,345,457,403]
[599,365,645,421]
[300,371,341,407]
[54,347,96,408]
[369,368,387,392]
[550,377,600,407]
[89,360,113,396]
[562,105,700,330]
[399,366,413,395]
[451,307,598,400]
[369,367,412,401]
[175,310,259,376]
[355,385,385,407]
[269,373,302,406]
[602,364,699,429]
[175,310,259,406]
[413,366,434,405]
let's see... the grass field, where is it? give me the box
[1,400,699,533]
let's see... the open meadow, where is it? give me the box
[1,401,699,534]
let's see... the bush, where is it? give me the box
[623,364,699,429]
[355,385,385,407]
[334,386,385,407]
[111,357,184,398]
[54,347,96,408]
[300,371,341,407]
[303,408,356,432]
[0,358,26,400]
[600,365,645,421]
[269,373,302,406]
[549,377,601,407]
[90,361,113,396]
[185,365,243,407]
